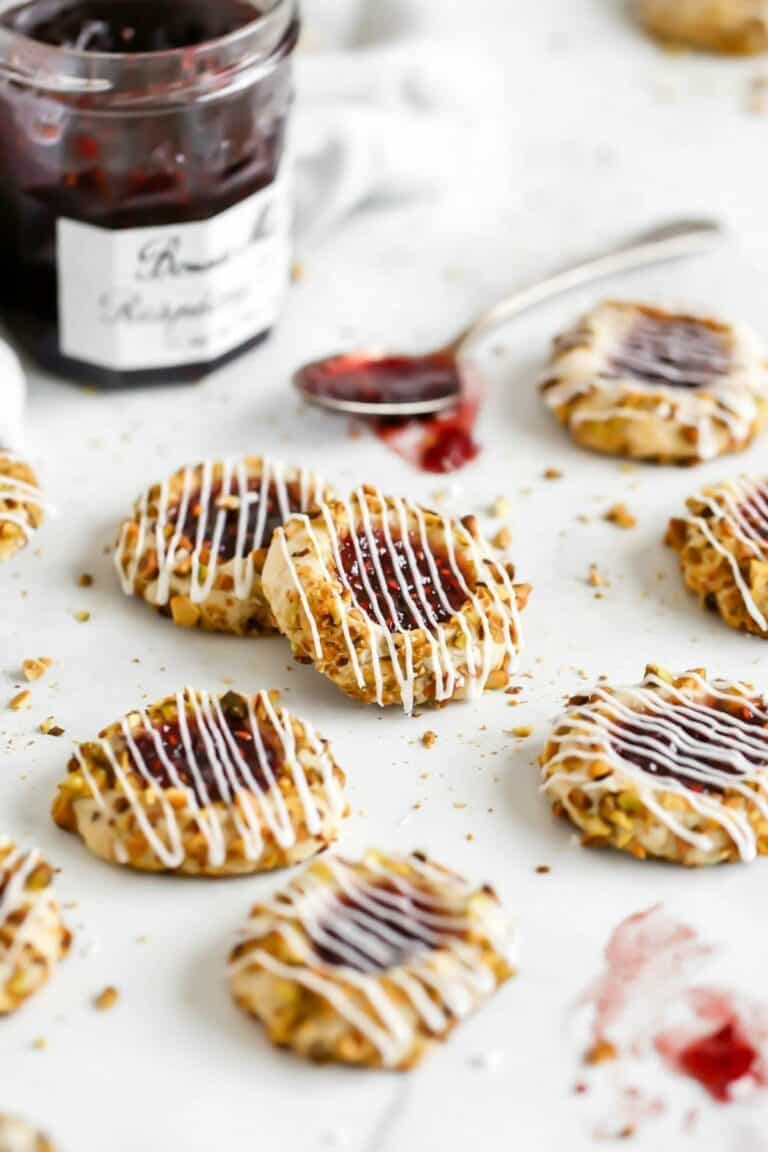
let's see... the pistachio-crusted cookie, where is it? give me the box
[229,849,514,1069]
[52,689,348,876]
[540,302,768,463]
[0,453,45,561]
[0,1115,55,1152]
[0,840,71,1014]
[638,0,768,55]
[114,456,333,635]
[541,666,768,866]
[262,485,531,713]
[666,475,768,637]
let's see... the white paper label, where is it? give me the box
[57,178,290,371]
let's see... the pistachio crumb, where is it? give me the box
[94,986,120,1012]
[605,502,637,530]
[22,657,52,682]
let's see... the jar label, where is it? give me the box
[57,178,290,371]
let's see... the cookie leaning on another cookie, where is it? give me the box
[52,689,348,877]
[0,840,71,1014]
[541,666,768,866]
[637,0,768,55]
[540,301,768,464]
[114,455,333,636]
[229,849,515,1069]
[667,475,768,637]
[262,484,531,713]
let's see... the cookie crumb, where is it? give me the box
[32,1037,47,1051]
[535,865,551,874]
[585,1039,618,1065]
[489,496,512,519]
[511,725,533,738]
[543,467,563,480]
[75,610,91,623]
[9,690,31,711]
[605,503,637,530]
[39,718,65,737]
[421,730,438,749]
[492,526,512,550]
[588,563,604,588]
[22,657,52,682]
[290,260,306,283]
[78,572,94,587]
[94,986,120,1012]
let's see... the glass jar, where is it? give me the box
[0,0,299,387]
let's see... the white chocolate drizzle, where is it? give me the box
[543,669,768,861]
[676,476,768,632]
[541,308,768,461]
[278,487,524,714]
[230,853,512,1066]
[115,457,321,605]
[0,452,47,541]
[73,689,346,871]
[0,843,53,980]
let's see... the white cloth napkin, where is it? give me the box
[0,338,26,450]
[293,0,456,250]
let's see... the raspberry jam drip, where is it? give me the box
[311,880,458,972]
[298,352,480,474]
[130,694,276,804]
[3,0,256,52]
[676,1022,758,1102]
[172,479,303,563]
[611,316,731,389]
[338,528,469,632]
[609,698,768,793]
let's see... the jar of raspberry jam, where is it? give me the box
[0,0,298,387]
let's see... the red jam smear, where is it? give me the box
[609,699,768,793]
[298,351,480,475]
[610,315,731,389]
[676,1022,758,1103]
[3,0,257,51]
[312,879,457,972]
[338,527,470,632]
[171,478,304,562]
[0,0,296,387]
[129,693,276,804]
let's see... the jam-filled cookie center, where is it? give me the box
[610,316,731,390]
[129,698,279,805]
[5,0,256,53]
[609,698,768,793]
[171,478,304,563]
[338,527,470,632]
[310,879,463,973]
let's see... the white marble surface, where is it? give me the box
[4,1,768,1149]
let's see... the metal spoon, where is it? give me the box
[294,217,726,418]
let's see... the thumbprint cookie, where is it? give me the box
[638,0,768,55]
[261,485,531,713]
[229,849,514,1069]
[0,453,46,561]
[114,456,333,635]
[667,476,768,637]
[52,689,348,877]
[540,302,768,464]
[0,1115,55,1152]
[0,840,71,1015]
[541,666,768,866]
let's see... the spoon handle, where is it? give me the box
[454,218,726,355]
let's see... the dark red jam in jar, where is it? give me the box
[0,0,298,387]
